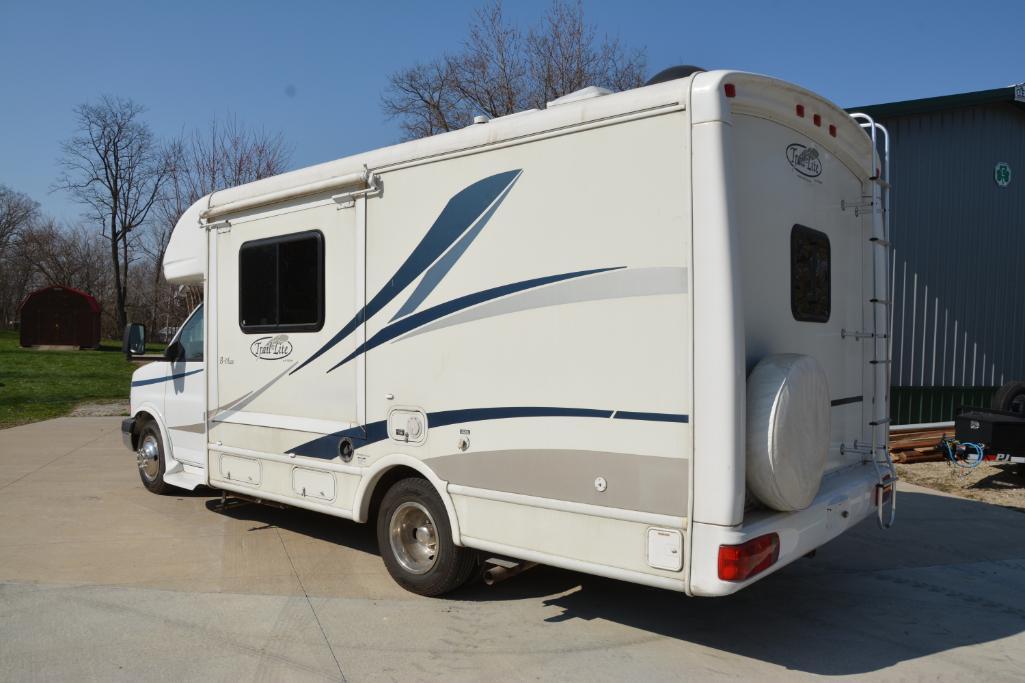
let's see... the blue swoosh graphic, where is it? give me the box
[290,170,522,374]
[131,368,203,387]
[286,407,688,459]
[391,170,522,321]
[327,267,622,372]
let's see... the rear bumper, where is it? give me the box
[120,417,136,451]
[689,464,882,596]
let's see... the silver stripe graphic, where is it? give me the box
[169,422,206,434]
[392,266,687,344]
[212,364,293,422]
[428,448,689,517]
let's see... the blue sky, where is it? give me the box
[2,0,1022,222]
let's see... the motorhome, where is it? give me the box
[122,68,896,597]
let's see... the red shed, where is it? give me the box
[18,285,101,349]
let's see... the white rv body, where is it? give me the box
[126,70,892,596]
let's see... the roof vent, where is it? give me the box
[646,65,706,86]
[546,86,612,108]
[473,114,490,124]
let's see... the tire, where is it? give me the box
[746,354,831,511]
[991,381,1025,414]
[136,419,171,494]
[376,477,477,596]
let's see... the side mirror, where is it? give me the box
[164,340,183,362]
[122,323,146,358]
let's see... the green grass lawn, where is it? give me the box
[0,330,164,429]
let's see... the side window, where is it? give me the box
[791,224,830,323]
[176,304,204,362]
[239,231,324,333]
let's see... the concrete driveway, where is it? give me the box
[1,417,1023,681]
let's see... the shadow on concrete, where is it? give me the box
[206,497,381,555]
[168,485,220,499]
[208,488,1025,675]
[516,490,1025,675]
[968,464,1025,497]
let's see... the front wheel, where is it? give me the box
[376,477,477,596]
[136,419,170,494]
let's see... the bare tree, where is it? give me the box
[0,186,38,254]
[381,59,466,139]
[382,0,647,139]
[524,1,647,109]
[142,116,291,332]
[450,1,529,120]
[0,186,41,326]
[56,96,165,332]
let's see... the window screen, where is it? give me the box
[239,231,324,333]
[790,224,830,323]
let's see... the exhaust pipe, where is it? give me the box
[483,560,538,586]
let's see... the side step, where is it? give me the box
[164,469,206,491]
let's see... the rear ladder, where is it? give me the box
[849,112,897,529]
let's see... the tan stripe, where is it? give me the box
[428,449,688,517]
[169,422,206,434]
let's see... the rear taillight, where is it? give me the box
[718,533,780,582]
[724,83,736,98]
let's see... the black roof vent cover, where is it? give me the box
[646,65,706,86]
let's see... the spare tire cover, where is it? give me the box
[746,354,831,511]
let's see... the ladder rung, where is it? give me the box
[870,359,891,365]
[870,418,891,426]
[870,237,891,247]
[870,298,890,305]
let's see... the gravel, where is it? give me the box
[896,460,1025,513]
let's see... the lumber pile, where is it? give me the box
[888,426,952,464]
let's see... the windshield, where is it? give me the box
[170,304,204,362]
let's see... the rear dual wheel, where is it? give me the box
[376,477,477,596]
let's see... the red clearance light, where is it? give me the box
[984,454,997,461]
[813,114,822,127]
[724,83,736,98]
[829,124,837,137]
[795,104,805,117]
[718,533,780,581]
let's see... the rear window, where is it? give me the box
[239,231,324,333]
[791,224,830,323]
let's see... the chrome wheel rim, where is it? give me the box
[388,501,438,574]
[137,434,160,481]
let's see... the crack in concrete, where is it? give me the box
[275,528,348,682]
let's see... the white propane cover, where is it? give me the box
[746,354,831,512]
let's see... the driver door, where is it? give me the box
[164,304,206,467]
